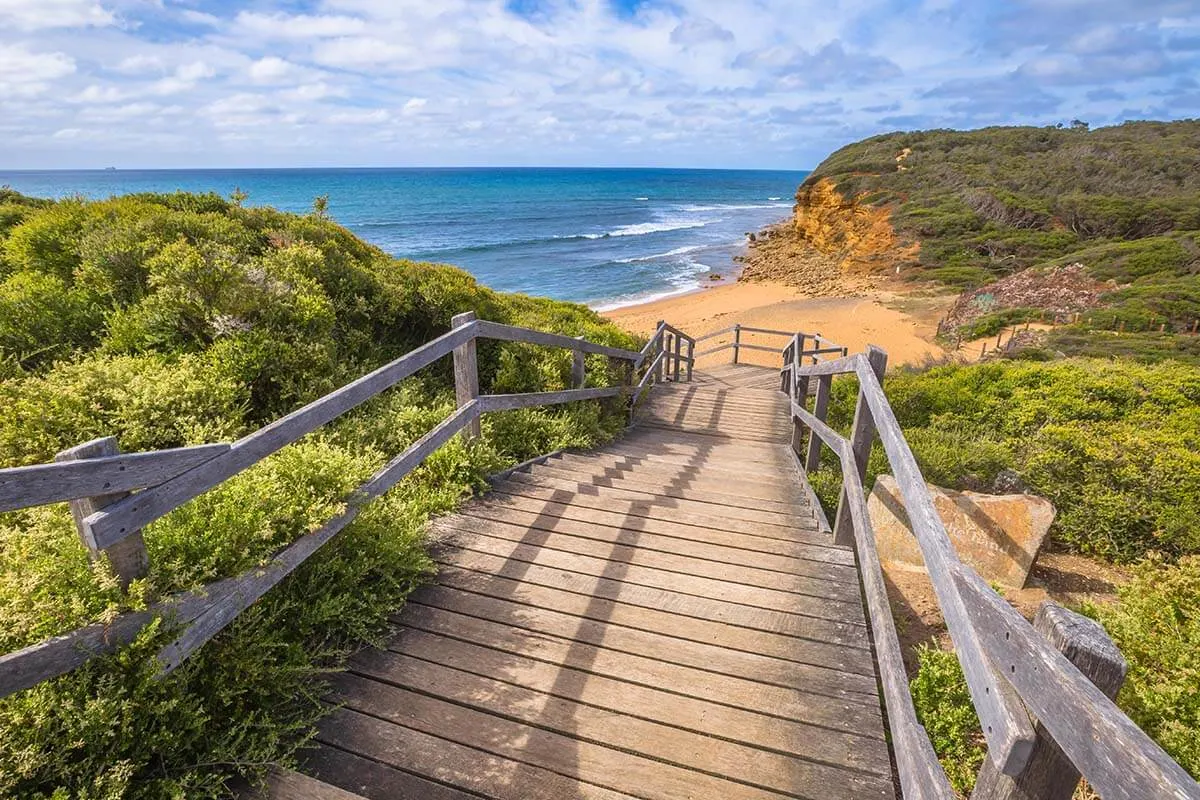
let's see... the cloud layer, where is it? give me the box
[2,0,1198,168]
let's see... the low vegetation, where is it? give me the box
[0,189,639,798]
[802,121,1200,353]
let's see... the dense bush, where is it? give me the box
[0,191,642,797]
[808,358,1200,562]
[1095,556,1200,778]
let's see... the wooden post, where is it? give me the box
[55,437,149,589]
[452,311,481,440]
[732,324,742,364]
[672,332,682,382]
[685,339,694,382]
[571,339,586,389]
[654,321,665,384]
[790,334,809,457]
[805,374,833,472]
[972,603,1127,800]
[833,347,887,546]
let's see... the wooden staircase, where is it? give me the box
[273,364,896,799]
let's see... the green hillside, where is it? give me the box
[805,121,1200,351]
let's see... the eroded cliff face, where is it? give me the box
[739,178,916,292]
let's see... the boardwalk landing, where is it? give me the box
[280,364,896,799]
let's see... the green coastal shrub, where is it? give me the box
[1094,556,1200,779]
[910,644,986,794]
[0,190,641,797]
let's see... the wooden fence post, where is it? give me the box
[452,311,481,440]
[833,346,887,546]
[672,332,682,382]
[55,437,149,589]
[571,338,586,389]
[685,339,694,382]
[790,334,808,457]
[972,603,1127,800]
[732,324,742,364]
[654,321,665,384]
[805,374,833,472]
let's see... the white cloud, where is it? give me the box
[0,0,114,31]
[113,54,163,74]
[248,56,296,83]
[0,45,75,97]
[233,11,368,39]
[176,61,215,82]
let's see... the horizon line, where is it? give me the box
[0,165,814,174]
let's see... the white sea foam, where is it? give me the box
[635,196,649,201]
[613,244,707,264]
[768,196,782,201]
[591,280,704,312]
[678,202,791,212]
[605,219,711,237]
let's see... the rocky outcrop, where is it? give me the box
[738,178,916,292]
[867,474,1056,589]
[944,263,1114,329]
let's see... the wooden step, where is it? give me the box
[258,767,369,800]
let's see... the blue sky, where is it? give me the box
[2,0,1199,169]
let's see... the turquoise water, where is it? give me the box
[0,168,808,308]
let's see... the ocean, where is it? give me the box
[0,167,808,309]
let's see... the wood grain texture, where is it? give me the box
[1,443,229,513]
[474,319,642,361]
[298,364,897,799]
[54,437,150,588]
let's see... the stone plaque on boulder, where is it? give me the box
[867,475,1055,589]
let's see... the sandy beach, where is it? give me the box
[602,279,956,368]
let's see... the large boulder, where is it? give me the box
[867,475,1055,589]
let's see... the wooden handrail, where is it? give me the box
[783,345,1200,799]
[0,316,652,698]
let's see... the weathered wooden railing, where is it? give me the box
[0,314,650,699]
[628,320,695,421]
[693,323,847,365]
[784,339,1200,800]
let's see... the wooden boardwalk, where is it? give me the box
[282,364,895,799]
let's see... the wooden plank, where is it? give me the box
[475,319,642,361]
[973,603,1129,800]
[805,374,833,471]
[260,767,368,800]
[427,564,871,673]
[487,478,820,538]
[405,582,876,695]
[834,346,887,545]
[955,572,1200,800]
[793,353,862,377]
[552,451,803,497]
[496,472,816,527]
[591,441,798,476]
[317,706,637,800]
[388,610,882,733]
[735,342,787,354]
[153,403,481,674]
[530,460,813,511]
[429,517,858,603]
[854,359,1037,775]
[637,422,789,444]
[299,747,480,800]
[465,493,841,556]
[83,320,479,551]
[431,547,870,648]
[0,443,230,513]
[737,325,796,337]
[433,525,866,614]
[329,675,834,800]
[455,500,847,567]
[336,660,895,798]
[840,443,957,800]
[55,437,149,588]
[478,386,622,413]
[451,311,481,440]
